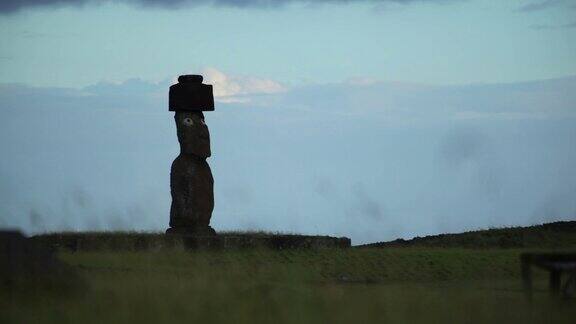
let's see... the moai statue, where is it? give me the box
[166,75,216,236]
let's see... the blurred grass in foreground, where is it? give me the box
[2,247,575,323]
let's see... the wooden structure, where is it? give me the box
[521,252,576,299]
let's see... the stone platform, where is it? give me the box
[30,232,351,251]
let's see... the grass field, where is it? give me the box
[3,245,576,324]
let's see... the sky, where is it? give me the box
[0,0,575,244]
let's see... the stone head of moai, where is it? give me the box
[166,75,216,236]
[174,111,211,158]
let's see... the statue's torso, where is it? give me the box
[169,154,214,228]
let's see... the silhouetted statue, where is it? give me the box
[166,75,216,236]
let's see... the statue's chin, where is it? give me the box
[181,146,211,158]
[195,151,211,159]
[180,137,211,158]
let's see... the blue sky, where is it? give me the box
[1,0,575,87]
[1,0,575,243]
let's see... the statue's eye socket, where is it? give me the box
[183,118,194,126]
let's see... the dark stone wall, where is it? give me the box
[1,231,84,293]
[31,232,352,251]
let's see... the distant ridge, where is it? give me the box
[358,221,576,249]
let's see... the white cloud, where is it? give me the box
[201,67,286,103]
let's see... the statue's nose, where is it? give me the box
[199,127,209,139]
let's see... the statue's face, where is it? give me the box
[175,111,211,158]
